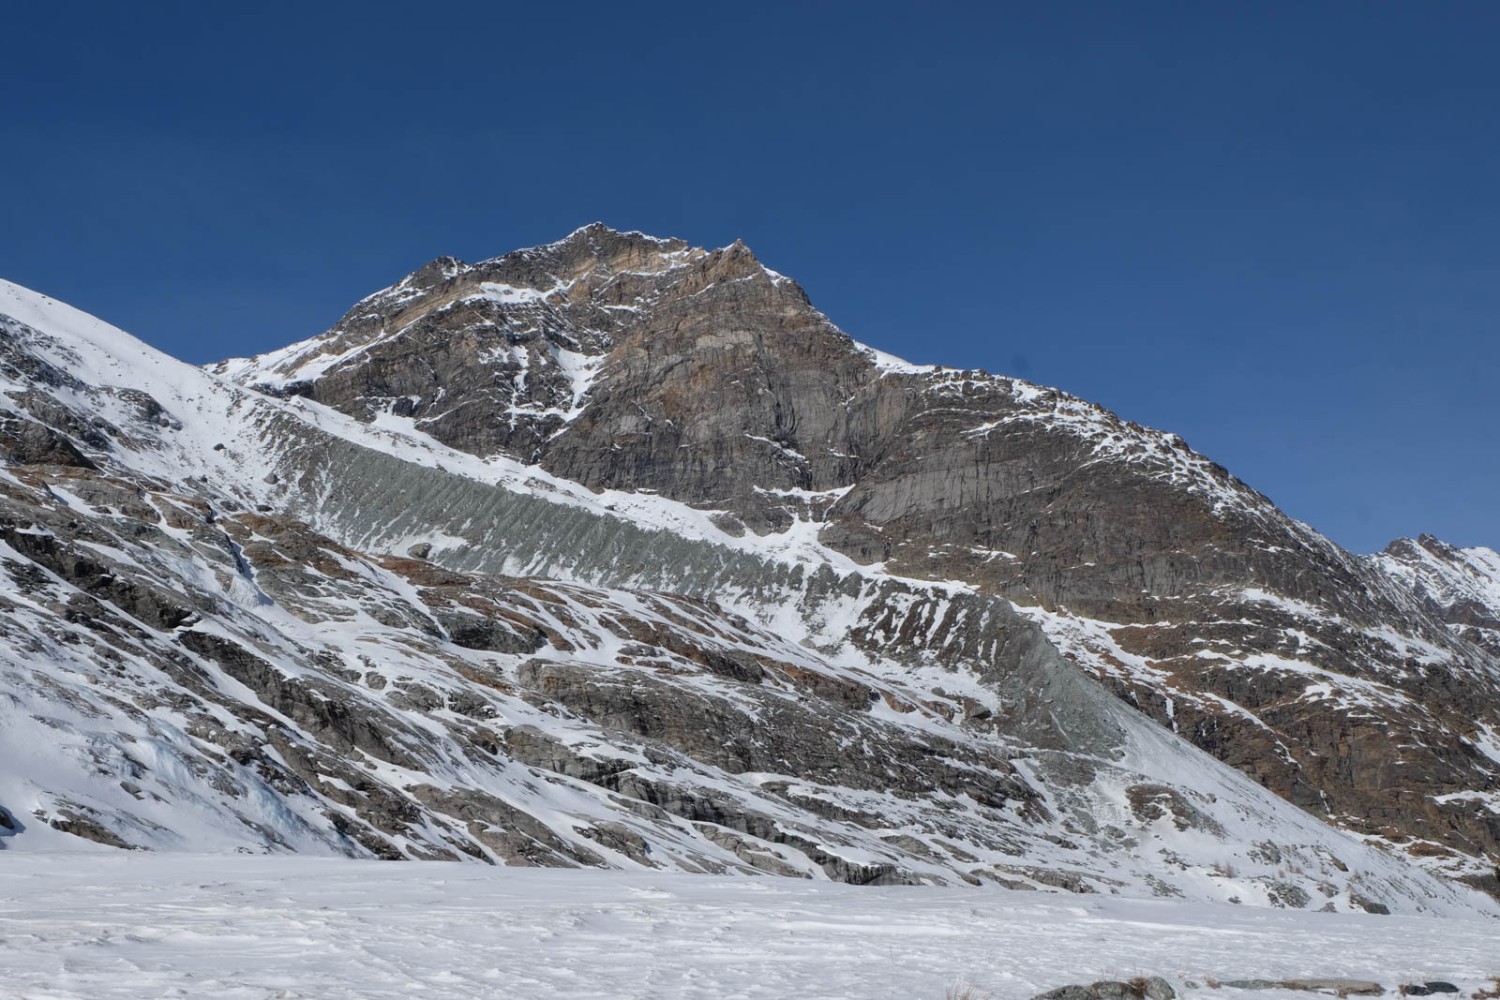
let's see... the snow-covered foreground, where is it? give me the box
[1,857,1495,1000]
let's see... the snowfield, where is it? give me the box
[1,856,1496,1000]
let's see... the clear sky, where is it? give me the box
[4,2,1496,553]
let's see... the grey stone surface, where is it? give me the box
[1276,980,1383,996]
[1031,980,1176,1000]
[1142,977,1176,1000]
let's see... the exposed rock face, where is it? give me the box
[216,226,1500,887]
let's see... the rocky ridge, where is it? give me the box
[1376,535,1500,658]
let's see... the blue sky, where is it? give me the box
[4,2,1496,552]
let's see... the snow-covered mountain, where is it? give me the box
[2,227,1497,916]
[217,225,1500,893]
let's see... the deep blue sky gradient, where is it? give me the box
[4,2,1497,552]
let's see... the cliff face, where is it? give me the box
[217,225,1500,889]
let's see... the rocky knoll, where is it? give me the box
[219,225,1500,890]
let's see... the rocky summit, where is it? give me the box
[1,226,1497,914]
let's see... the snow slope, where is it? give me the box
[1,855,1497,1000]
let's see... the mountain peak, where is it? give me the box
[407,255,466,288]
[528,222,692,263]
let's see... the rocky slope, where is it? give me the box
[0,229,1495,914]
[1376,535,1500,658]
[216,225,1500,893]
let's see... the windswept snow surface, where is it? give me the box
[2,856,1497,1000]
